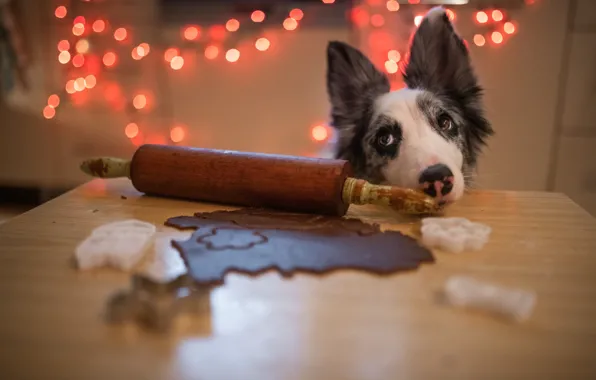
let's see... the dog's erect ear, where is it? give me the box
[403,7,477,97]
[326,41,390,134]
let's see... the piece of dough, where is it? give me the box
[421,217,491,253]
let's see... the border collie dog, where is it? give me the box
[326,7,493,203]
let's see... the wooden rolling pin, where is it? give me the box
[80,144,442,216]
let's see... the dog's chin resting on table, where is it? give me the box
[325,7,494,205]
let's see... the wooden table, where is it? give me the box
[1,178,596,380]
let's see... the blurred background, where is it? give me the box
[0,0,594,223]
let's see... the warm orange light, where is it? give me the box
[255,37,270,51]
[388,49,400,62]
[73,16,85,24]
[226,19,240,32]
[138,43,150,55]
[58,51,71,64]
[114,27,127,41]
[476,11,488,24]
[183,26,200,40]
[385,60,398,74]
[446,9,456,21]
[164,47,179,62]
[65,80,76,94]
[57,40,70,52]
[491,10,504,22]
[74,77,86,92]
[92,19,105,33]
[491,31,503,44]
[55,6,67,19]
[209,25,227,40]
[289,9,304,21]
[386,0,399,11]
[204,45,219,60]
[473,34,485,46]
[408,0,420,3]
[43,106,56,119]
[283,17,298,31]
[170,126,186,143]
[170,56,184,70]
[84,74,96,89]
[311,125,329,141]
[504,21,516,34]
[371,14,385,27]
[133,94,147,109]
[125,123,139,139]
[225,49,240,63]
[48,94,60,108]
[322,0,335,3]
[72,54,85,67]
[75,39,89,54]
[351,6,369,27]
[251,10,266,23]
[102,51,117,67]
[72,23,85,36]
[414,15,423,27]
[131,48,141,60]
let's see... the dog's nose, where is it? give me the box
[419,164,454,197]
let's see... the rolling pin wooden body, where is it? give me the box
[80,144,442,216]
[135,145,351,215]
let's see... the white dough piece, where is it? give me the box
[443,276,537,322]
[141,231,191,283]
[75,219,157,271]
[421,217,491,253]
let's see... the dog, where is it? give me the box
[325,7,493,204]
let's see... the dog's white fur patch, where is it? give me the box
[374,89,465,201]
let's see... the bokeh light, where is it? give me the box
[164,47,179,62]
[255,38,271,51]
[225,49,240,63]
[133,94,147,109]
[183,26,200,40]
[170,126,186,143]
[170,56,184,70]
[57,40,70,52]
[385,60,398,74]
[473,34,486,46]
[102,51,117,67]
[114,27,127,41]
[251,10,265,23]
[311,125,329,141]
[55,6,67,19]
[92,19,106,33]
[43,106,56,119]
[58,51,71,64]
[283,17,298,31]
[48,94,60,108]
[205,45,219,60]
[226,19,240,32]
[125,123,139,139]
[290,9,304,21]
[476,11,488,23]
[386,0,399,11]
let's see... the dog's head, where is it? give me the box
[326,7,493,203]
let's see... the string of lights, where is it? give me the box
[43,0,538,147]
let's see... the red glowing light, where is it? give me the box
[209,25,227,41]
[491,31,503,44]
[408,0,420,3]
[473,34,486,46]
[388,50,401,62]
[170,126,186,143]
[476,11,488,24]
[48,94,60,108]
[491,10,504,22]
[290,9,304,21]
[131,48,142,60]
[226,19,240,32]
[446,9,456,21]
[205,45,219,60]
[311,125,329,141]
[43,106,56,119]
[114,28,127,41]
[133,94,147,109]
[102,51,117,67]
[183,26,200,40]
[164,47,179,62]
[84,74,96,89]
[386,0,399,12]
[57,40,70,51]
[251,10,266,23]
[351,7,370,27]
[55,6,67,19]
[322,0,335,3]
[65,80,76,94]
[125,123,139,139]
[92,19,106,33]
[72,23,85,36]
[58,51,71,64]
[255,38,270,51]
[225,49,240,63]
[73,16,85,24]
[170,56,184,70]
[371,14,385,27]
[504,21,516,34]
[414,15,423,27]
[283,17,298,31]
[72,54,85,67]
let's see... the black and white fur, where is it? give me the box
[326,7,493,203]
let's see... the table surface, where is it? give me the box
[1,178,596,380]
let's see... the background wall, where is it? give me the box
[0,0,594,215]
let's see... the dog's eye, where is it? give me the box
[438,114,454,132]
[377,133,396,147]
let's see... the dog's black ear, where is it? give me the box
[403,7,477,97]
[326,41,390,134]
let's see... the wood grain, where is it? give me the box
[1,178,596,380]
[131,144,353,216]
